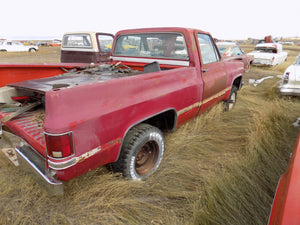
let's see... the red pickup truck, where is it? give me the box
[0,27,244,195]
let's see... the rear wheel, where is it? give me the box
[29,48,36,52]
[113,123,164,180]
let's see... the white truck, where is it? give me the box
[247,43,288,66]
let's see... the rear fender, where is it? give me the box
[115,108,177,161]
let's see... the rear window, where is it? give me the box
[62,34,92,48]
[113,33,189,60]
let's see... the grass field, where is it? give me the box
[0,46,299,225]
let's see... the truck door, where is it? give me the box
[196,33,228,113]
[96,34,114,63]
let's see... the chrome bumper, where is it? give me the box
[0,131,63,195]
[280,87,300,96]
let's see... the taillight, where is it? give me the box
[45,132,74,158]
[283,72,290,84]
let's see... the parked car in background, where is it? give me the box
[268,131,300,224]
[247,43,288,66]
[280,54,300,96]
[0,40,38,52]
[60,31,114,63]
[48,40,61,47]
[217,42,253,72]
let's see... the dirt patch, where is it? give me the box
[0,46,61,63]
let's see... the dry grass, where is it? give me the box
[0,47,300,225]
[0,46,61,63]
[196,88,299,225]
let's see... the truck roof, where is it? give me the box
[255,43,282,49]
[115,27,209,36]
[62,31,113,36]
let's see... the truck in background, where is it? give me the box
[247,43,288,66]
[60,32,114,63]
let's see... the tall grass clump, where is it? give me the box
[195,97,299,225]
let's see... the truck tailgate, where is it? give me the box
[0,109,46,157]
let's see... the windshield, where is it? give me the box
[217,47,227,55]
[113,33,189,60]
[255,46,277,53]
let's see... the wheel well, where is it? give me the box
[233,76,243,90]
[143,109,176,132]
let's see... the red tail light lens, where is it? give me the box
[11,96,31,103]
[283,72,290,84]
[45,132,74,158]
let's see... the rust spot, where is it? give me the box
[76,156,85,163]
[75,138,122,164]
[31,110,45,128]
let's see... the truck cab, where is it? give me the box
[60,32,114,63]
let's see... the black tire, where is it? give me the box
[113,123,164,180]
[224,86,237,111]
[29,48,36,52]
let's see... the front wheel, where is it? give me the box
[29,48,36,52]
[245,62,251,72]
[113,123,164,180]
[224,86,237,111]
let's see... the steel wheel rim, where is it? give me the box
[135,140,159,176]
[228,92,236,110]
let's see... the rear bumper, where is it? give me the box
[1,131,63,195]
[280,87,300,96]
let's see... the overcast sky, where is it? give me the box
[1,0,299,40]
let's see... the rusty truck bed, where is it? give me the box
[0,108,46,156]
